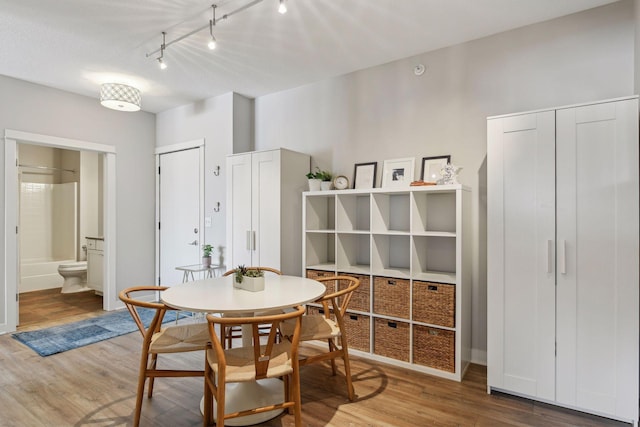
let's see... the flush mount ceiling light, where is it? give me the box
[146,1,287,65]
[100,83,141,112]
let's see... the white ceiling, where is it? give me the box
[0,0,619,113]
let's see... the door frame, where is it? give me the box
[3,129,117,334]
[155,139,205,286]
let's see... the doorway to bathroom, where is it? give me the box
[2,129,117,334]
[17,143,104,327]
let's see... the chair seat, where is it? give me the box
[206,341,294,382]
[150,322,210,353]
[281,314,341,341]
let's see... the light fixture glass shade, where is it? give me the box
[100,83,141,112]
[278,0,287,14]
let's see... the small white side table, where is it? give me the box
[175,264,226,283]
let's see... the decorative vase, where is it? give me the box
[202,256,211,268]
[234,276,265,292]
[320,181,332,191]
[308,179,321,191]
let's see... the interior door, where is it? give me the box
[159,148,202,286]
[487,110,556,399]
[555,99,639,419]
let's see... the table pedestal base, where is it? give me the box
[200,378,285,426]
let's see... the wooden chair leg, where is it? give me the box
[147,353,158,397]
[216,379,226,427]
[327,339,337,375]
[203,363,212,427]
[134,350,150,427]
[291,368,302,427]
[342,349,355,401]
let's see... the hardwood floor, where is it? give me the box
[18,288,103,331]
[2,305,630,426]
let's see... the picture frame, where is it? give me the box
[382,157,415,188]
[353,162,377,189]
[420,155,451,182]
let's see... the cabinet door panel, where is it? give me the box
[227,154,253,267]
[487,111,556,400]
[252,150,281,268]
[556,99,639,420]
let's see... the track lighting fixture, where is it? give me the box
[157,32,167,70]
[208,5,217,50]
[278,0,287,14]
[146,1,290,65]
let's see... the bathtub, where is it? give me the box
[19,258,74,293]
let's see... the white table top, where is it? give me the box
[161,275,326,314]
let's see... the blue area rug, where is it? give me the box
[12,308,188,357]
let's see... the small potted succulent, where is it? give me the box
[202,244,213,268]
[233,265,265,292]
[317,169,333,191]
[306,167,333,191]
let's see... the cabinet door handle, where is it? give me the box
[246,231,251,251]
[546,240,553,273]
[559,239,566,275]
[252,231,256,251]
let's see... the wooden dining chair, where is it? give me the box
[203,305,306,427]
[222,266,283,348]
[119,286,211,427]
[279,275,360,401]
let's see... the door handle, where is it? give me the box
[546,240,552,273]
[188,240,198,246]
[246,231,256,251]
[246,231,251,251]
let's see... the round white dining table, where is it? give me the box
[161,274,326,426]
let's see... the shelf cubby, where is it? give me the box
[305,232,335,270]
[372,193,410,233]
[336,193,371,232]
[336,233,370,274]
[412,191,457,234]
[412,235,456,284]
[305,194,335,231]
[372,234,410,278]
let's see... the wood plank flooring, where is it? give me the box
[3,297,630,427]
[18,287,103,331]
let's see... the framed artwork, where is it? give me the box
[420,155,451,182]
[382,157,415,188]
[353,162,377,189]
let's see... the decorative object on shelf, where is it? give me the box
[420,155,451,183]
[410,180,436,186]
[333,175,349,190]
[353,162,377,189]
[382,157,415,188]
[202,244,213,267]
[438,163,462,185]
[306,167,332,191]
[99,83,141,112]
[217,245,225,267]
[233,265,265,292]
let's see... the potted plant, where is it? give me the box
[202,244,213,268]
[306,168,322,191]
[233,265,265,292]
[318,169,333,190]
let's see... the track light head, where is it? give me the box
[208,38,217,50]
[208,19,217,50]
[278,0,287,14]
[158,57,167,70]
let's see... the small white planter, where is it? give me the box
[308,179,321,191]
[233,276,265,292]
[320,181,332,191]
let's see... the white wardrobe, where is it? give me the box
[487,96,639,425]
[226,148,310,275]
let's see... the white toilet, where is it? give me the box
[58,261,89,293]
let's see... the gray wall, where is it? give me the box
[0,75,156,306]
[156,92,253,257]
[253,0,634,363]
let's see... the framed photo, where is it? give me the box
[420,155,451,182]
[353,162,377,189]
[382,157,415,188]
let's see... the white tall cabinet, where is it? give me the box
[226,148,310,275]
[487,96,639,425]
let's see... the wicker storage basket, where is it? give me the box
[412,281,455,327]
[413,325,455,372]
[343,313,370,352]
[338,272,369,312]
[373,277,410,319]
[306,269,336,294]
[373,318,410,362]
